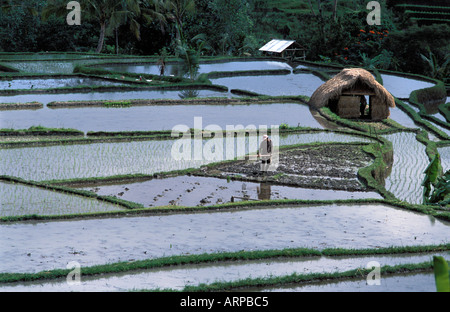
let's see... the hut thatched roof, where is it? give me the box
[309,68,395,109]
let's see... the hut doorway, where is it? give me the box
[338,89,376,120]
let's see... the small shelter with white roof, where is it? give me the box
[259,39,306,60]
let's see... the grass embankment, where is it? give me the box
[0,126,83,137]
[0,244,447,285]
[0,63,20,73]
[395,98,449,141]
[409,79,449,129]
[177,262,436,292]
[0,102,43,110]
[46,94,308,108]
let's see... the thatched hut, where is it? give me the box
[309,68,395,120]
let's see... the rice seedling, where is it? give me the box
[0,132,374,182]
[0,181,123,217]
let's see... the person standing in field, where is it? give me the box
[258,135,273,173]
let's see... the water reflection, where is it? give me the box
[257,183,271,200]
[179,90,200,99]
[101,61,293,76]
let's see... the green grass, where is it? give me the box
[177,262,435,292]
[0,244,447,285]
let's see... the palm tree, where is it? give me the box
[163,0,195,42]
[306,0,316,16]
[108,0,167,54]
[42,0,161,53]
[332,0,338,21]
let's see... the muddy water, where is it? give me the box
[0,132,372,181]
[0,203,448,273]
[0,77,129,90]
[82,176,381,208]
[0,103,322,132]
[0,252,447,292]
[0,181,124,216]
[383,132,429,204]
[101,61,293,76]
[210,73,324,97]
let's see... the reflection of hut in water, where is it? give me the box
[309,68,395,121]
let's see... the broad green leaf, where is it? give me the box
[433,256,450,292]
[424,154,442,186]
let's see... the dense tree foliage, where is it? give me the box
[1,0,449,80]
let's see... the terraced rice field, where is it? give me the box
[380,74,435,98]
[0,252,447,292]
[82,175,381,208]
[0,77,129,90]
[0,203,448,274]
[0,88,233,107]
[0,103,322,132]
[0,56,448,292]
[211,73,324,97]
[0,132,372,181]
[0,181,123,216]
[100,60,293,76]
[383,132,429,205]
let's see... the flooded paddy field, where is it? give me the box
[81,175,380,208]
[380,74,435,99]
[0,76,130,91]
[0,181,123,217]
[0,252,447,292]
[0,203,448,274]
[0,88,233,108]
[383,132,430,205]
[0,132,373,181]
[389,107,419,129]
[0,103,321,132]
[261,272,437,292]
[210,73,324,97]
[99,60,293,76]
[0,56,155,74]
[79,142,381,208]
[1,56,448,292]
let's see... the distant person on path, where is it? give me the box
[258,135,273,173]
[158,59,166,76]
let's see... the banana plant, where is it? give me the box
[429,170,450,205]
[422,153,443,205]
[433,256,450,292]
[420,48,450,83]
